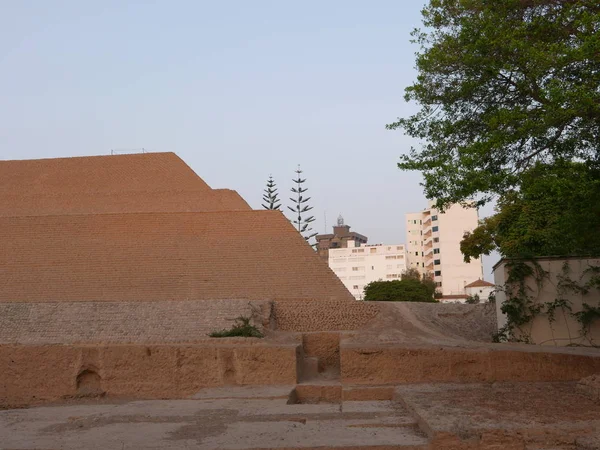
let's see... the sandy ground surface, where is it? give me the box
[344,302,501,346]
[342,303,600,359]
[396,382,600,449]
[0,386,428,450]
[3,382,600,450]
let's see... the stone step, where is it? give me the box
[343,385,396,401]
[298,356,319,382]
[290,382,343,404]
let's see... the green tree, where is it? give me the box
[261,175,281,210]
[461,161,600,261]
[401,267,437,298]
[387,0,600,208]
[363,278,438,302]
[288,165,317,244]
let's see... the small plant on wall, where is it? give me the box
[209,316,263,338]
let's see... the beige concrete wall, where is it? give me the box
[0,343,298,406]
[329,244,407,300]
[494,257,600,346]
[406,202,483,296]
[436,203,484,295]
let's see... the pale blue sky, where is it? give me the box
[0,0,497,278]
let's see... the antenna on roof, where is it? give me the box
[110,148,148,155]
[337,214,344,226]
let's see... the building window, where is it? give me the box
[371,266,374,270]
[385,255,397,260]
[420,220,422,225]
[435,281,442,287]
[434,259,441,265]
[434,270,441,276]
[358,249,364,253]
[415,252,419,256]
[353,285,359,290]
[432,215,438,221]
[396,246,402,250]
[352,249,357,253]
[386,265,393,270]
[413,220,417,224]
[432,226,439,232]
[370,248,377,254]
[433,248,440,254]
[422,262,424,267]
[433,237,439,243]
[421,251,424,256]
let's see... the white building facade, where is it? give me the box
[405,201,484,297]
[329,243,407,300]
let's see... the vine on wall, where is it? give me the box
[494,260,600,347]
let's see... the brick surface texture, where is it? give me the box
[0,152,353,304]
[0,300,270,344]
[273,300,379,331]
[0,152,250,216]
[0,211,353,302]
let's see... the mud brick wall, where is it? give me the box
[341,345,600,384]
[0,211,354,303]
[0,343,299,406]
[0,300,270,345]
[273,300,379,332]
[0,152,250,216]
[302,333,341,372]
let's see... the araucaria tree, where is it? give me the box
[288,165,317,244]
[261,175,281,210]
[388,0,600,208]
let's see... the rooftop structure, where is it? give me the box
[315,215,368,261]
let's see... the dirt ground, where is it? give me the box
[2,382,600,450]
[0,386,427,449]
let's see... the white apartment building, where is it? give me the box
[405,201,484,297]
[329,243,407,300]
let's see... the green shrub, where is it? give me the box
[363,279,438,302]
[465,294,481,304]
[209,316,263,338]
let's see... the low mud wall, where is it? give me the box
[273,300,379,332]
[0,342,298,406]
[0,300,271,345]
[341,344,600,385]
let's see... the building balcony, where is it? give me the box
[423,228,432,239]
